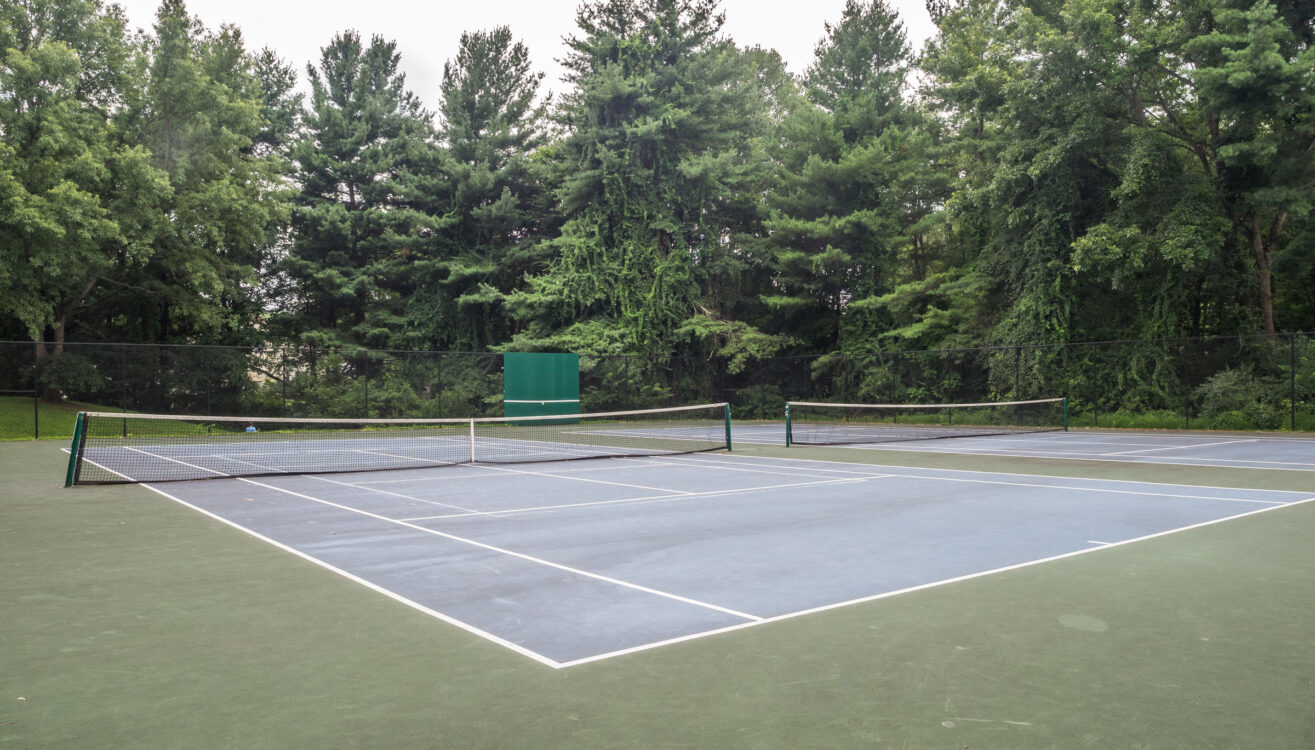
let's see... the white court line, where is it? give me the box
[783,443,1315,471]
[939,432,1297,447]
[154,446,456,459]
[896,438,1243,452]
[66,448,139,482]
[130,481,565,668]
[150,447,456,481]
[1060,430,1315,442]
[74,445,1315,669]
[398,477,876,522]
[352,459,654,484]
[632,455,868,481]
[354,448,458,463]
[125,449,486,516]
[1012,437,1262,448]
[1103,438,1259,456]
[306,474,486,515]
[208,453,315,474]
[233,476,765,624]
[673,450,1309,502]
[475,435,695,461]
[464,462,695,495]
[69,450,570,665]
[554,493,1315,668]
[351,448,464,468]
[124,446,232,478]
[770,426,1315,445]
[350,472,493,485]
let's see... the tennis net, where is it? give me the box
[786,398,1067,447]
[66,403,731,485]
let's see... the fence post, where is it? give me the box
[363,354,370,419]
[204,346,211,415]
[843,353,851,402]
[281,349,287,417]
[1014,346,1022,399]
[29,343,40,439]
[120,345,129,438]
[1291,334,1297,432]
[1062,343,1070,426]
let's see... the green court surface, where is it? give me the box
[2,439,1313,749]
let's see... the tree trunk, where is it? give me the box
[34,278,91,401]
[32,339,62,403]
[1251,214,1284,337]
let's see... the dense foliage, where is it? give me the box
[3,0,1312,408]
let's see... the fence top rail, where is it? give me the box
[789,398,1064,410]
[78,402,730,426]
[0,341,502,356]
[768,332,1313,360]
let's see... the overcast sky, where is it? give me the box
[109,0,937,110]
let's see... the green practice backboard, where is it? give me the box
[503,352,580,418]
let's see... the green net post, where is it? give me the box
[785,403,792,447]
[724,403,733,451]
[64,412,86,487]
[1062,397,1069,431]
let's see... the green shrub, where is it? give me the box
[1194,366,1286,429]
[1293,408,1315,433]
[1101,409,1184,429]
[35,354,104,399]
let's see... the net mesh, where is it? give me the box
[787,398,1066,447]
[69,403,730,485]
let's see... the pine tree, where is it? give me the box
[408,27,551,350]
[282,31,437,350]
[760,0,920,353]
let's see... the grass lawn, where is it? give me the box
[0,396,103,441]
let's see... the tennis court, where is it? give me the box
[76,439,1312,667]
[732,421,1315,471]
[7,402,1314,748]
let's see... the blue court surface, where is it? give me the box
[138,451,1312,668]
[732,422,1315,471]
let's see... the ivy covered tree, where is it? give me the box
[1065,0,1315,337]
[281,31,437,350]
[922,0,1315,353]
[508,0,777,358]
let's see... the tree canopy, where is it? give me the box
[3,0,1312,373]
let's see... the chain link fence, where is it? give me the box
[2,333,1311,438]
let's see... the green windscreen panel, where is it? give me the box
[503,353,580,418]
